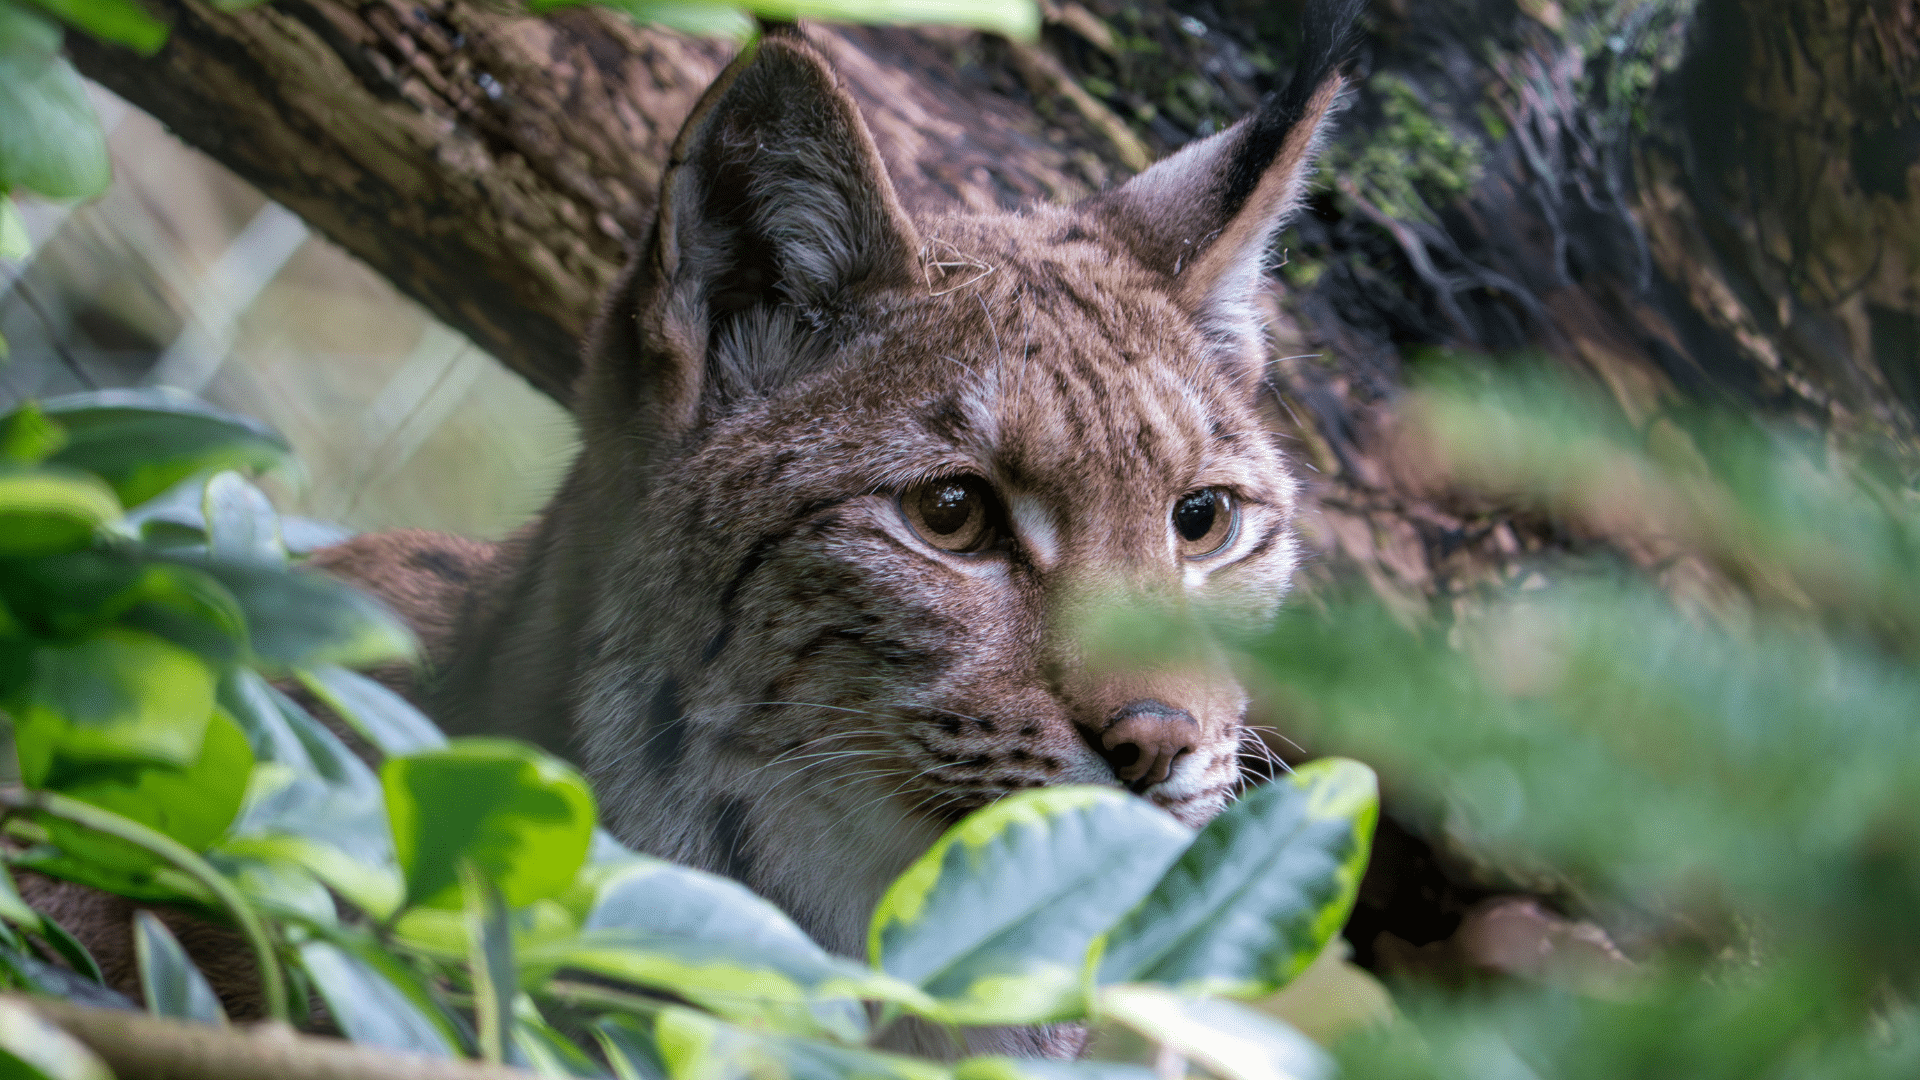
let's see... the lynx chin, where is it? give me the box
[319,0,1363,1056]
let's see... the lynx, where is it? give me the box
[34,0,1365,1051]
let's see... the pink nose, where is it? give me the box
[1098,700,1198,790]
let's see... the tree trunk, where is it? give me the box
[62,0,1920,971]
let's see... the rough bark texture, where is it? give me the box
[63,0,1920,973]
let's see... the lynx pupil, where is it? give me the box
[924,482,974,535]
[1175,490,1216,541]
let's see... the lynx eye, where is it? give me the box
[1173,488,1237,559]
[902,475,1000,553]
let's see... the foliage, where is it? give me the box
[1255,363,1920,1078]
[0,390,1375,1079]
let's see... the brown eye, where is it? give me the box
[902,475,1000,553]
[1173,488,1237,558]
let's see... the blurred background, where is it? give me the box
[1,82,576,539]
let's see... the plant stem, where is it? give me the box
[0,788,290,1021]
[9,994,536,1080]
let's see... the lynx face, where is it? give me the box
[433,2,1359,996]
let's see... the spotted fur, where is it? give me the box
[324,0,1363,1056]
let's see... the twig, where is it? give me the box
[8,995,537,1080]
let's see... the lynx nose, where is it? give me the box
[1098,700,1199,790]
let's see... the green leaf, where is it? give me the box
[0,865,44,932]
[219,667,317,771]
[0,996,114,1080]
[206,846,338,924]
[202,470,285,566]
[0,31,111,199]
[0,193,29,261]
[868,786,1193,1025]
[222,675,403,916]
[571,855,930,1038]
[523,929,899,1042]
[296,664,442,756]
[23,707,254,894]
[464,863,515,1065]
[20,0,166,54]
[32,912,104,984]
[0,404,67,466]
[742,0,1035,40]
[594,1,753,37]
[595,1016,669,1080]
[1098,986,1329,1080]
[384,738,595,910]
[955,1059,1156,1080]
[514,1014,605,1078]
[653,1008,949,1080]
[0,551,245,658]
[220,832,402,920]
[1096,759,1378,997]
[40,388,288,508]
[0,468,121,555]
[132,909,228,1025]
[193,563,412,671]
[297,939,458,1057]
[0,3,62,55]
[9,626,215,774]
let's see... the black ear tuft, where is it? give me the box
[1217,0,1368,219]
[616,35,921,432]
[1084,0,1364,339]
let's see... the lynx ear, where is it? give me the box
[624,34,921,430]
[1087,0,1362,338]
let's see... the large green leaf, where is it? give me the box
[20,0,166,54]
[22,707,254,894]
[0,6,110,200]
[0,551,245,659]
[384,739,595,910]
[1096,759,1377,996]
[868,787,1192,1026]
[0,996,114,1080]
[132,909,227,1025]
[296,664,443,755]
[188,562,412,671]
[8,626,214,773]
[297,939,458,1057]
[40,389,288,508]
[0,468,120,556]
[222,673,403,915]
[1098,987,1329,1080]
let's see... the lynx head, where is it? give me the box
[561,2,1360,956]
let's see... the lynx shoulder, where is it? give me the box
[326,0,1363,1054]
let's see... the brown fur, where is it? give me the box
[42,5,1364,1052]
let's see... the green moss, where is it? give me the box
[1322,74,1483,223]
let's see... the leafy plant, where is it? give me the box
[0,389,1375,1080]
[1255,364,1920,1079]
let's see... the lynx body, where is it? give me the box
[320,1,1362,1054]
